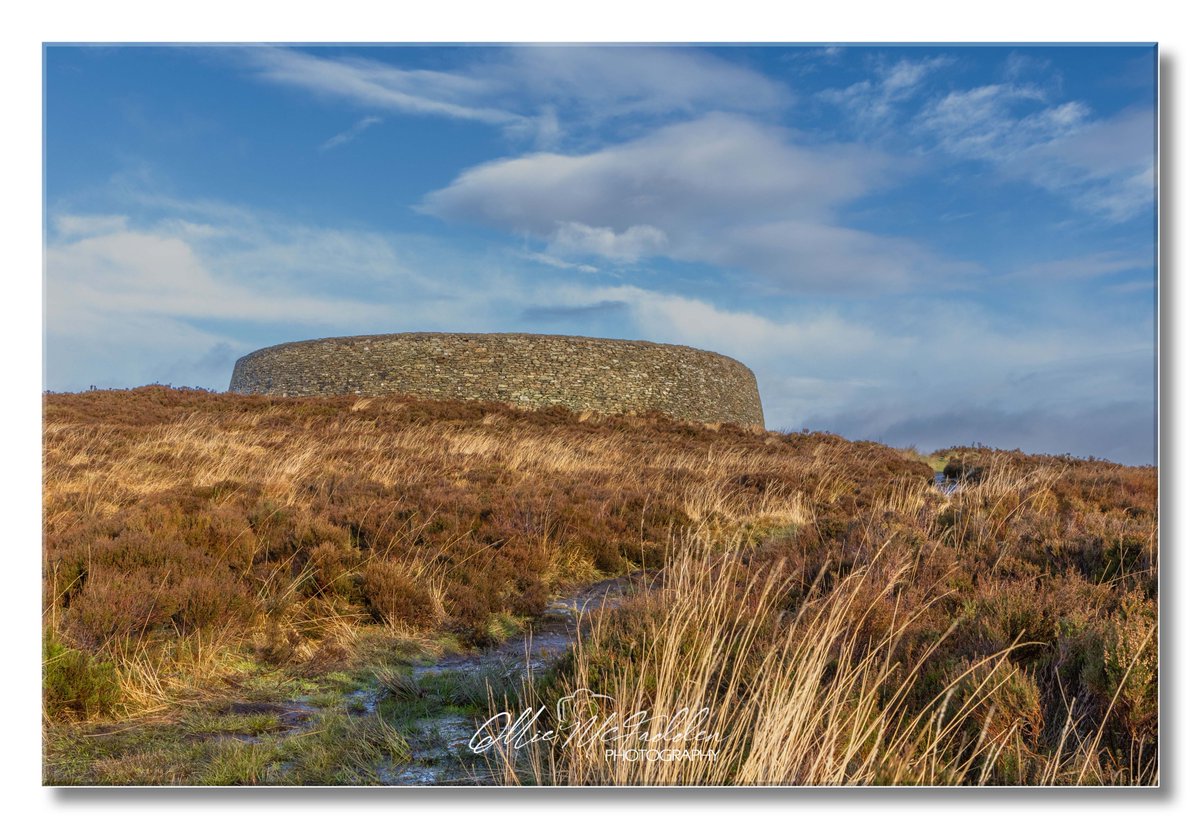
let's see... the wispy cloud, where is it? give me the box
[1002,250,1150,282]
[319,115,382,151]
[516,250,600,274]
[241,47,518,125]
[917,85,1154,221]
[495,46,791,120]
[818,56,952,128]
[1001,51,1059,85]
[52,213,130,238]
[44,206,413,390]
[782,45,847,76]
[238,46,791,145]
[917,83,1084,160]
[814,54,1155,224]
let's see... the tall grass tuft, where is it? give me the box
[485,529,1156,785]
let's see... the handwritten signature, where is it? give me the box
[468,688,721,757]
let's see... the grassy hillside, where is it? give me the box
[42,387,1157,785]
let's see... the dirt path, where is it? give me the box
[369,571,650,784]
[414,571,650,681]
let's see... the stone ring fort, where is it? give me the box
[229,332,765,430]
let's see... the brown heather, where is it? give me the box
[42,386,1157,784]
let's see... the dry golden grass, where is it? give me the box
[43,387,1156,785]
[488,528,1155,786]
[45,388,918,712]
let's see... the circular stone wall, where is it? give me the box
[228,333,765,428]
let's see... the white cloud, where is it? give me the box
[242,47,518,125]
[819,56,953,128]
[45,312,234,393]
[917,83,1064,159]
[423,114,888,231]
[593,286,894,362]
[42,198,1154,462]
[547,222,668,263]
[239,46,791,143]
[529,281,1152,461]
[320,115,383,151]
[516,250,600,274]
[1105,279,1155,295]
[421,113,974,293]
[1003,250,1150,282]
[685,219,977,291]
[814,53,1154,224]
[781,46,848,77]
[44,209,413,390]
[52,213,129,239]
[1020,107,1156,221]
[1001,52,1056,83]
[495,46,791,119]
[917,84,1154,221]
[46,216,416,327]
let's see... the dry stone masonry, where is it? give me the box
[228,332,765,429]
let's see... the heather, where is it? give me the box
[43,387,1156,784]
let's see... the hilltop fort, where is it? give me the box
[228,332,765,429]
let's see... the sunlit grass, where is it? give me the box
[43,387,1156,785]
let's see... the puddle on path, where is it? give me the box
[934,471,961,495]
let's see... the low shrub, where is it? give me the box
[43,633,121,718]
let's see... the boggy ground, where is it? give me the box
[42,387,1157,785]
[45,574,642,785]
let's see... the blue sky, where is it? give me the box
[43,44,1157,463]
